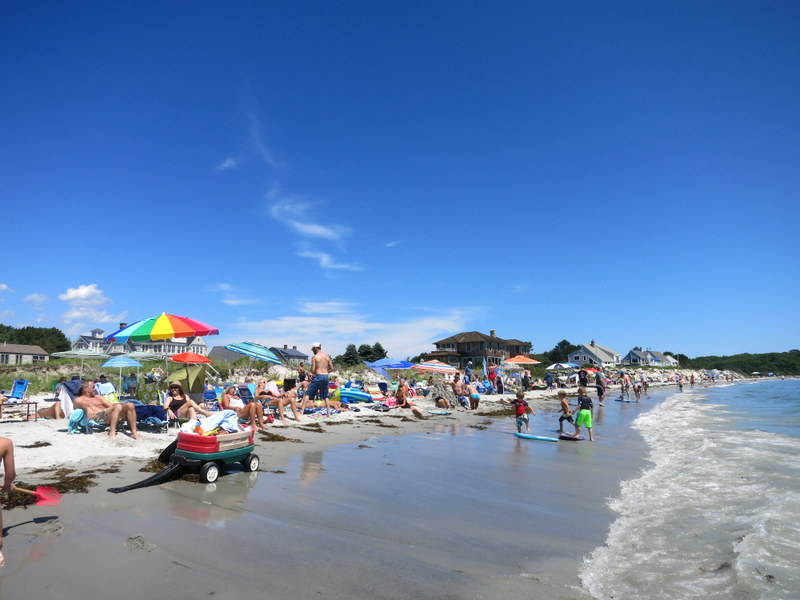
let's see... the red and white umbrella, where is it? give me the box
[412,360,459,374]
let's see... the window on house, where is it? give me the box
[0,354,7,364]
[33,355,46,363]
[15,355,22,364]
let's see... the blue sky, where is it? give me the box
[1,2,798,359]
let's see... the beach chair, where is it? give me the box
[2,379,30,401]
[0,379,38,422]
[363,384,387,403]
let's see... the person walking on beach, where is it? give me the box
[595,368,606,406]
[74,381,141,440]
[620,372,632,400]
[574,386,594,442]
[306,342,334,417]
[501,391,534,433]
[451,373,469,409]
[0,436,16,566]
[464,360,473,384]
[557,390,577,434]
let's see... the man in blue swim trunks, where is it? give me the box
[306,342,334,418]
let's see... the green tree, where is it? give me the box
[334,344,361,367]
[0,324,71,353]
[357,344,374,362]
[543,339,580,364]
[371,342,387,360]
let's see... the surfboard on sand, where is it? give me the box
[558,433,585,441]
[515,432,559,442]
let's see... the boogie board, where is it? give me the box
[615,399,637,403]
[428,410,452,415]
[558,433,585,441]
[515,432,559,442]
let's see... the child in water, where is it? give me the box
[502,391,534,433]
[574,386,595,442]
[557,389,578,435]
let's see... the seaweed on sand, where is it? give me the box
[18,441,52,449]
[298,423,326,433]
[259,431,303,443]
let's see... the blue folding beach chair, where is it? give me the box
[2,379,30,401]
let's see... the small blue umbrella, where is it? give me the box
[101,356,143,392]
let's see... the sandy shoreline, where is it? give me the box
[0,377,733,598]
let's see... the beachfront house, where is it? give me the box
[621,348,680,367]
[568,341,621,368]
[270,345,308,366]
[0,342,49,365]
[71,325,209,357]
[621,348,652,366]
[646,350,679,367]
[423,330,533,369]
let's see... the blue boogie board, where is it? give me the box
[615,399,637,403]
[428,410,452,415]
[515,432,559,442]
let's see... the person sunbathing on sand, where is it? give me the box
[221,386,268,431]
[74,381,141,440]
[0,436,16,566]
[37,403,65,420]
[262,386,303,423]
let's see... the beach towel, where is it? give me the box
[195,409,240,434]
[67,409,90,434]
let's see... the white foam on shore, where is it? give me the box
[580,383,800,600]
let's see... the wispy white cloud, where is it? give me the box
[0,310,14,320]
[0,284,12,293]
[296,300,358,315]
[215,156,239,170]
[384,240,400,248]
[23,293,47,310]
[248,110,282,168]
[210,283,257,306]
[510,284,530,294]
[222,295,258,306]
[224,305,480,359]
[269,197,349,241]
[297,251,362,271]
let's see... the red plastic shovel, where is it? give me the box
[14,486,62,506]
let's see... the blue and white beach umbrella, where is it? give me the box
[224,342,282,365]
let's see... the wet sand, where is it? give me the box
[0,389,670,599]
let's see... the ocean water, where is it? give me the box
[581,379,800,600]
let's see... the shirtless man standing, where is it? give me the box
[306,342,334,417]
[74,381,141,440]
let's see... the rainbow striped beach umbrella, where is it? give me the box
[412,360,459,374]
[104,313,219,343]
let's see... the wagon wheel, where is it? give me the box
[200,462,220,483]
[242,454,260,472]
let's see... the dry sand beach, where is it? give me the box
[0,372,739,599]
